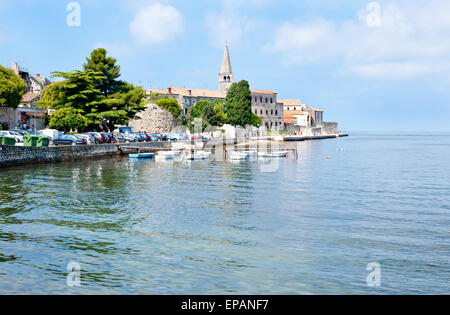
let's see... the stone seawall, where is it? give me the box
[0,142,171,168]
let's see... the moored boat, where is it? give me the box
[129,153,155,159]
[185,151,212,160]
[230,151,250,160]
[258,151,289,158]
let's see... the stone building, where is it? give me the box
[251,90,284,130]
[280,99,328,135]
[0,62,49,130]
[146,45,284,130]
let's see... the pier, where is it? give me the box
[283,133,349,142]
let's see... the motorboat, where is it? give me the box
[129,153,155,159]
[185,151,212,160]
[258,151,289,158]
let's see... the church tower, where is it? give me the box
[219,44,234,94]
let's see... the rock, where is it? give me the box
[129,103,176,134]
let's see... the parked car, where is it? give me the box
[0,131,23,143]
[52,134,87,146]
[77,134,94,145]
[151,134,162,141]
[116,133,136,143]
[162,134,178,142]
[86,132,104,144]
[101,133,112,143]
[141,133,151,142]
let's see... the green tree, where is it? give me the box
[156,98,182,118]
[39,65,146,131]
[202,102,218,126]
[224,80,255,127]
[0,65,26,109]
[213,100,227,126]
[49,108,87,132]
[189,100,209,118]
[83,48,122,97]
[38,81,65,109]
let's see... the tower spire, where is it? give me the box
[219,44,234,93]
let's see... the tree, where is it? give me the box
[156,98,182,118]
[49,108,87,132]
[213,100,227,126]
[224,80,255,127]
[202,102,218,126]
[0,65,26,109]
[38,81,65,109]
[39,51,147,132]
[83,48,122,97]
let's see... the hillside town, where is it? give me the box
[0,45,339,137]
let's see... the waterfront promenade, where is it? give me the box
[0,134,348,168]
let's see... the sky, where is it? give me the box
[1,0,450,131]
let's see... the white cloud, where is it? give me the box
[264,0,450,79]
[130,3,183,46]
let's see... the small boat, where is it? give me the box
[157,150,181,160]
[230,151,250,160]
[258,151,289,158]
[185,151,212,160]
[129,153,155,159]
[242,151,258,158]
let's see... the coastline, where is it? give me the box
[0,134,349,169]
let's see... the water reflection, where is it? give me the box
[1,134,449,294]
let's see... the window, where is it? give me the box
[271,110,273,115]
[260,109,263,115]
[275,110,278,116]
[260,97,263,103]
[266,110,268,115]
[270,98,273,104]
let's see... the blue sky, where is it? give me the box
[1,0,449,131]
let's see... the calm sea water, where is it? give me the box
[0,133,449,294]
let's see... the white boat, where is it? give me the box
[230,151,250,160]
[242,151,258,158]
[157,150,181,160]
[258,151,289,158]
[185,151,212,160]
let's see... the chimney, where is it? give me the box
[188,89,192,96]
[36,74,40,78]
[168,87,172,94]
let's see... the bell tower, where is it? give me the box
[219,44,234,94]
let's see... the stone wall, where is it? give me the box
[129,103,176,133]
[0,142,170,168]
